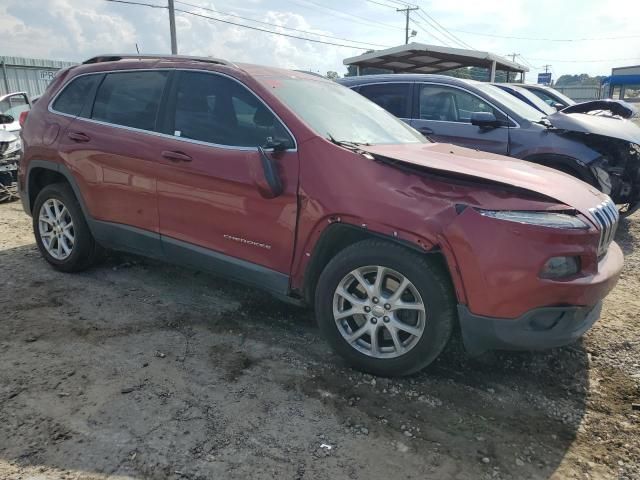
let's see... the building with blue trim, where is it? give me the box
[602,65,640,102]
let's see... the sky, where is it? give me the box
[1,0,639,82]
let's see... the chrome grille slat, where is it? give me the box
[589,198,618,256]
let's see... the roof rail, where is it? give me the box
[82,54,236,68]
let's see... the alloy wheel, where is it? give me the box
[38,198,75,260]
[332,266,426,359]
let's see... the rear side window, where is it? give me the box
[52,75,102,117]
[170,71,293,148]
[358,83,411,118]
[92,71,168,131]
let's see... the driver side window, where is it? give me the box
[172,71,293,148]
[418,84,502,123]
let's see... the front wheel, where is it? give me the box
[315,239,456,376]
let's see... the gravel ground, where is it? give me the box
[0,200,638,480]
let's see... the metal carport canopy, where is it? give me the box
[343,42,528,81]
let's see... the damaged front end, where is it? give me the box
[0,134,21,203]
[574,135,640,216]
[546,111,640,215]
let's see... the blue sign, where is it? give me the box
[538,72,552,85]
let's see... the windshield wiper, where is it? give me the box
[327,134,371,150]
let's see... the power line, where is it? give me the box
[414,9,474,49]
[363,0,399,8]
[106,0,167,9]
[524,56,640,63]
[409,18,451,47]
[175,0,391,48]
[173,7,375,50]
[284,0,404,31]
[442,29,640,42]
[106,0,383,51]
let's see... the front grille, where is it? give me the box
[589,198,619,256]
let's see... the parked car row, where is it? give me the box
[338,75,640,217]
[15,55,624,375]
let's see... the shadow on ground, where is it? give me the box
[0,243,590,479]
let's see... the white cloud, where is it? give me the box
[0,0,638,79]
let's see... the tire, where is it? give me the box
[32,183,101,272]
[315,239,456,376]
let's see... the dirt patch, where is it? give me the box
[0,200,638,479]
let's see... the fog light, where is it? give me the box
[540,256,580,279]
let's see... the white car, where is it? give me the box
[0,92,31,133]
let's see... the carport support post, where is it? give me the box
[1,61,9,95]
[489,60,497,82]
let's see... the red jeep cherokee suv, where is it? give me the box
[18,55,623,376]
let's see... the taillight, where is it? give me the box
[19,110,29,127]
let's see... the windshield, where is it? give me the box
[259,77,426,145]
[537,87,575,106]
[475,84,547,122]
[510,86,556,115]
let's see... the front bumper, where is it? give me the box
[459,302,602,355]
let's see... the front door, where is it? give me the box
[154,70,299,282]
[410,83,510,155]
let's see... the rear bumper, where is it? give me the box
[458,302,602,355]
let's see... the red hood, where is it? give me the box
[363,143,608,218]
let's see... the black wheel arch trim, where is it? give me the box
[301,222,447,305]
[24,160,93,223]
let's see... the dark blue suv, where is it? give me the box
[338,74,640,215]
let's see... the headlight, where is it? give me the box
[540,256,581,279]
[477,209,589,229]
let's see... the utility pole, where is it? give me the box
[168,0,178,54]
[542,64,551,73]
[397,6,419,45]
[509,53,519,63]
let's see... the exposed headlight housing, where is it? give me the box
[3,138,22,155]
[477,209,589,229]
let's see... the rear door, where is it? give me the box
[153,70,299,278]
[55,70,169,255]
[410,83,510,155]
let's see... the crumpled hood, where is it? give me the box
[362,142,608,217]
[561,99,638,118]
[547,111,640,144]
[0,129,17,143]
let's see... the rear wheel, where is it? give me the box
[33,183,101,272]
[315,239,456,376]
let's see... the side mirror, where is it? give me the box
[553,103,564,111]
[264,137,291,152]
[470,111,501,129]
[251,146,284,199]
[0,114,14,125]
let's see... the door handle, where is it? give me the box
[417,127,434,135]
[161,150,192,162]
[67,131,90,142]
